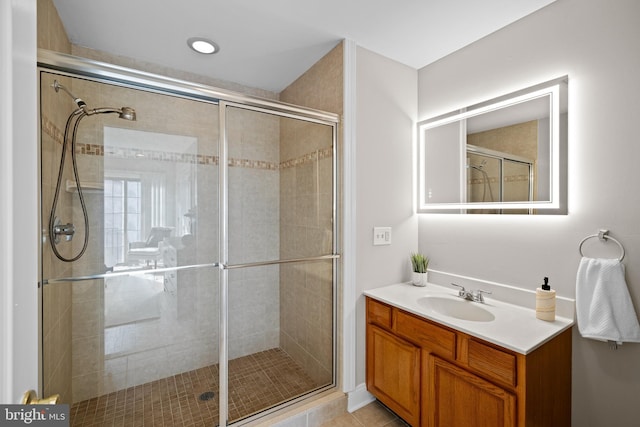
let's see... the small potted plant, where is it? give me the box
[410,253,429,287]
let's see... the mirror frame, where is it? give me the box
[417,76,567,214]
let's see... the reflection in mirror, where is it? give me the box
[418,77,567,214]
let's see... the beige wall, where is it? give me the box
[417,0,640,425]
[468,120,539,162]
[37,0,71,54]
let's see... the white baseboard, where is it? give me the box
[347,383,375,413]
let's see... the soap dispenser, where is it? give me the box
[536,277,556,321]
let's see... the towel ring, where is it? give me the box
[578,229,625,262]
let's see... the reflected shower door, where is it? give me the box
[467,153,501,214]
[503,159,533,201]
[224,105,336,423]
[40,71,221,424]
[503,159,533,214]
[466,152,534,214]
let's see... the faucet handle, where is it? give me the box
[474,289,492,303]
[450,283,466,296]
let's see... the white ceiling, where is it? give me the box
[52,0,555,92]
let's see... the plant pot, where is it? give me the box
[412,272,428,287]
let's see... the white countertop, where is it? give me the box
[364,282,574,354]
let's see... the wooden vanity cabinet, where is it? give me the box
[427,355,516,427]
[365,297,572,427]
[367,325,421,426]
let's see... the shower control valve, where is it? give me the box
[52,220,75,243]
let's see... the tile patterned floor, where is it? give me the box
[321,401,411,427]
[70,348,321,426]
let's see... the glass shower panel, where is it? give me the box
[226,106,335,266]
[503,160,532,202]
[225,105,335,423]
[40,71,221,420]
[226,260,334,424]
[503,159,532,214]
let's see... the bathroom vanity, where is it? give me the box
[364,283,573,427]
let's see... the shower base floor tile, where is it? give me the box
[70,348,322,426]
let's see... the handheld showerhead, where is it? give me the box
[119,106,136,121]
[88,107,137,121]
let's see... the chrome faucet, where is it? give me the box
[451,283,491,303]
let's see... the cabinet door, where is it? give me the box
[367,324,420,426]
[426,356,516,427]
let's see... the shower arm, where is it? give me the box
[53,80,87,110]
[53,81,134,118]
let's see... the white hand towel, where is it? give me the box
[576,257,640,344]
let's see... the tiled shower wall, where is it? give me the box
[279,43,344,385]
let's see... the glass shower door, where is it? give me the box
[223,105,336,424]
[40,71,221,425]
[503,159,533,202]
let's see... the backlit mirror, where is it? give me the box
[418,77,567,214]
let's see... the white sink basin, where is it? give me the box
[417,296,495,322]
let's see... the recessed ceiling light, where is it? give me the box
[187,37,219,55]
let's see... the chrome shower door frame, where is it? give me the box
[38,49,340,427]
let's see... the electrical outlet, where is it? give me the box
[373,227,392,245]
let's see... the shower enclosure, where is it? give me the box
[466,145,534,214]
[39,51,339,426]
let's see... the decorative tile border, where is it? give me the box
[81,144,105,156]
[280,148,333,169]
[504,174,531,183]
[228,157,277,170]
[42,116,332,171]
[41,115,64,145]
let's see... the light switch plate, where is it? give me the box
[373,227,392,245]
